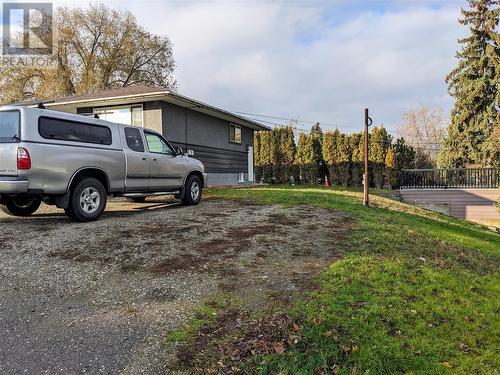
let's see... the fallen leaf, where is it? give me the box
[442,362,453,369]
[340,345,351,353]
[273,342,285,355]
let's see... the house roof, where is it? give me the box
[23,85,270,131]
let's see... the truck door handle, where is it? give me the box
[141,157,147,161]
[153,158,157,161]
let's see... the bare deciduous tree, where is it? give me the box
[396,105,448,167]
[0,3,177,104]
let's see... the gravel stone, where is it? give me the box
[0,197,351,374]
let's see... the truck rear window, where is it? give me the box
[0,111,20,143]
[39,117,112,145]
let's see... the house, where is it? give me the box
[29,85,269,186]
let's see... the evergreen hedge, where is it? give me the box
[254,124,417,188]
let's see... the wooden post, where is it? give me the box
[364,108,370,206]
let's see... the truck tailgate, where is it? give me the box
[0,110,20,176]
[0,144,17,176]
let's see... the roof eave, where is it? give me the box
[33,91,270,131]
[37,90,169,108]
[164,92,270,131]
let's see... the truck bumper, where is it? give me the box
[0,177,29,194]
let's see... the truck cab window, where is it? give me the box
[124,127,144,152]
[145,132,174,155]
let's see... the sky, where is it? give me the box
[8,0,469,133]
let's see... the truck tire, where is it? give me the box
[182,175,202,205]
[127,197,146,203]
[1,197,41,217]
[65,178,107,222]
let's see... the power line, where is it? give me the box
[234,111,300,123]
[242,114,309,128]
[233,110,345,128]
[235,110,445,150]
[242,117,289,127]
[247,117,311,134]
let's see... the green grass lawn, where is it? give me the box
[176,186,500,373]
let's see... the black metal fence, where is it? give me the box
[400,168,499,189]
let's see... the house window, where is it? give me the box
[94,105,143,126]
[229,123,242,144]
[131,106,143,126]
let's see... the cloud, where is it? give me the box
[54,0,467,133]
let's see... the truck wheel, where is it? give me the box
[1,197,41,217]
[127,197,146,203]
[182,175,202,205]
[65,178,107,222]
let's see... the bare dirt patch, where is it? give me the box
[176,308,304,373]
[267,212,301,226]
[0,197,352,374]
[198,238,232,256]
[150,254,205,273]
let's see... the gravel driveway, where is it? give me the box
[0,197,351,374]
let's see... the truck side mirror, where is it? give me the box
[176,146,183,156]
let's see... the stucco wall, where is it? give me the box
[142,101,162,134]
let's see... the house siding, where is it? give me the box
[170,142,248,173]
[159,101,252,174]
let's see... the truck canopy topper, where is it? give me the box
[0,106,207,222]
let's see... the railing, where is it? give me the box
[400,168,499,189]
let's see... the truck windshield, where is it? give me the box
[0,111,20,143]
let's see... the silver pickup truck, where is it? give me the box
[0,106,207,222]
